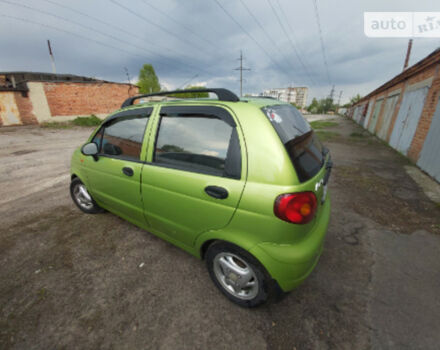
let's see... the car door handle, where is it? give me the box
[122,167,134,177]
[205,186,228,199]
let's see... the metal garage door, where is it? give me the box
[353,105,362,123]
[389,86,429,155]
[368,98,383,133]
[377,93,400,140]
[363,100,374,128]
[417,96,440,182]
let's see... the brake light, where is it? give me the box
[274,192,317,224]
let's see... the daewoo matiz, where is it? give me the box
[70,88,332,307]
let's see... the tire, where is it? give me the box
[70,177,104,214]
[206,242,276,307]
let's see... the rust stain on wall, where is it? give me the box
[0,92,21,126]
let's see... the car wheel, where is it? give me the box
[70,177,104,214]
[206,242,274,307]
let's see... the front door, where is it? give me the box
[141,105,245,249]
[84,108,152,227]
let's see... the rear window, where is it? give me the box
[262,104,324,182]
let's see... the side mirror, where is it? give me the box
[81,142,99,161]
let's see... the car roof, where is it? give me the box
[117,96,287,114]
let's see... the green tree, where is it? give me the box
[350,94,362,105]
[167,85,209,98]
[307,97,335,114]
[138,64,161,94]
[307,98,319,113]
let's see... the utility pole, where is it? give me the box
[328,84,335,101]
[337,90,343,106]
[47,40,56,74]
[124,67,131,85]
[234,51,250,97]
[124,67,132,96]
[403,39,413,71]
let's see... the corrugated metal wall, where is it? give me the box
[417,96,440,182]
[389,86,429,155]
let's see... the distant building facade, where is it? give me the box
[0,72,138,126]
[261,86,308,108]
[349,48,440,183]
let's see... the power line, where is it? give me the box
[139,0,217,49]
[0,0,160,60]
[109,0,210,56]
[312,0,331,85]
[177,74,199,90]
[212,0,287,75]
[0,14,145,59]
[39,0,190,58]
[0,0,211,76]
[238,0,298,82]
[265,0,316,87]
[273,0,316,86]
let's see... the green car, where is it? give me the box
[70,88,332,307]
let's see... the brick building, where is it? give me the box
[261,86,309,108]
[349,48,440,183]
[0,72,138,126]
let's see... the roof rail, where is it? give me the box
[121,88,240,108]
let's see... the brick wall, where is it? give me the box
[43,82,138,117]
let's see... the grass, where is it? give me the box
[350,132,368,138]
[40,121,72,129]
[72,115,102,126]
[315,130,340,141]
[310,121,339,129]
[41,115,101,129]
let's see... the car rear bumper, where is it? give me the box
[249,197,330,291]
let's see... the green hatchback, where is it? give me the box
[70,88,332,307]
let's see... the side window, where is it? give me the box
[154,111,241,178]
[98,115,149,161]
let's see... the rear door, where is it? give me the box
[141,105,245,248]
[84,108,152,226]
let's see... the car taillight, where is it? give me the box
[274,192,317,224]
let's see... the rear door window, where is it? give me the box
[262,104,324,182]
[153,106,241,179]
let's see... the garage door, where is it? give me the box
[363,100,374,128]
[389,86,429,155]
[368,98,383,133]
[377,93,400,141]
[417,96,440,182]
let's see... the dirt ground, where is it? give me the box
[1,118,439,350]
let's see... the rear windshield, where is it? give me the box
[262,104,324,182]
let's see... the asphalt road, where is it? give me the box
[1,118,439,349]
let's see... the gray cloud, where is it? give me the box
[0,0,439,104]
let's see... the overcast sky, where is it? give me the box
[0,0,439,104]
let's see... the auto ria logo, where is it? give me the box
[364,12,440,37]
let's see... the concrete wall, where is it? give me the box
[0,81,138,126]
